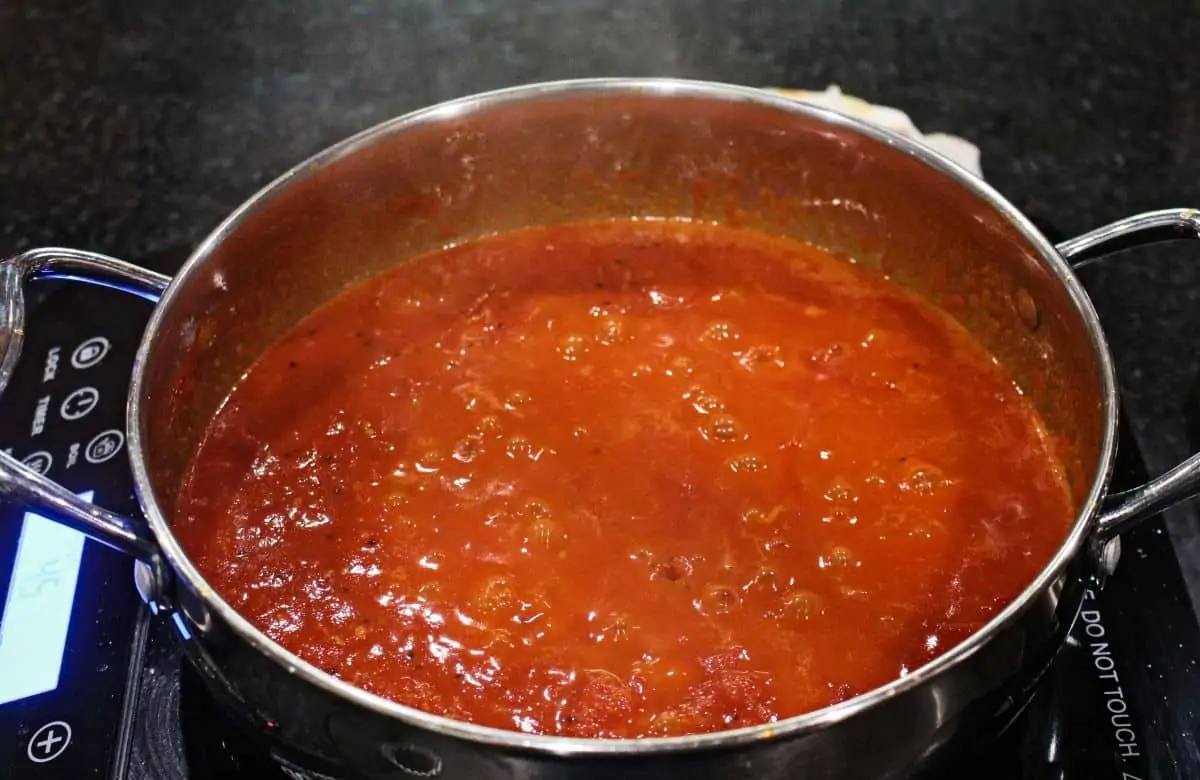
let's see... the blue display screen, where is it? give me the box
[0,492,93,706]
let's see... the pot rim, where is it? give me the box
[126,77,1118,755]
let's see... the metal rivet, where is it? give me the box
[1099,536,1122,576]
[132,561,157,610]
[381,743,443,777]
[132,556,175,614]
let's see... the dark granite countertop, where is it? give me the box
[2,0,1199,593]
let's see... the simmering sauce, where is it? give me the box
[175,220,1074,738]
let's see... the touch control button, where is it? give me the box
[60,387,100,421]
[85,429,125,464]
[27,721,71,763]
[20,450,53,475]
[70,336,111,370]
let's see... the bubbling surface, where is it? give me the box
[175,220,1075,738]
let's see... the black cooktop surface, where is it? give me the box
[1,248,1198,780]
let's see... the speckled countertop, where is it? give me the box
[2,0,1200,596]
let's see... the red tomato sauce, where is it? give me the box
[175,220,1074,738]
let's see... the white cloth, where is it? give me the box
[767,85,983,179]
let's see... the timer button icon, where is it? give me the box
[60,387,100,421]
[27,721,71,763]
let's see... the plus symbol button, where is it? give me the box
[27,721,72,763]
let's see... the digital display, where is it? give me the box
[0,492,93,706]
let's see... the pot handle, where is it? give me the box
[1056,208,1200,542]
[0,247,171,569]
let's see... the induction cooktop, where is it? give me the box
[1,247,1198,780]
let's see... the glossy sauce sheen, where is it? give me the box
[176,220,1074,738]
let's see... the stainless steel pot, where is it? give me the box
[2,78,1199,780]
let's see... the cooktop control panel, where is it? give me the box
[0,282,153,778]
